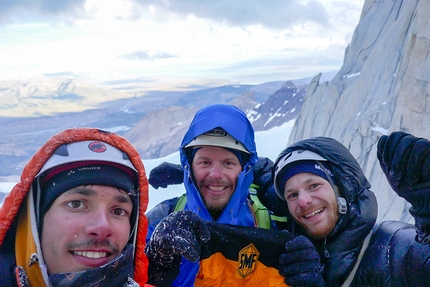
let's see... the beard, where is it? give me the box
[303,217,337,240]
[300,207,339,240]
[204,200,227,220]
[197,178,234,220]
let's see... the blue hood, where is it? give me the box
[180,104,258,225]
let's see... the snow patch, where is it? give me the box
[343,72,361,79]
[371,124,389,135]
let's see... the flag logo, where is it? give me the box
[237,243,260,278]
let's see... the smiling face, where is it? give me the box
[191,146,242,218]
[284,173,339,240]
[41,185,133,274]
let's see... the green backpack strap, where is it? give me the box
[174,194,187,212]
[173,188,287,228]
[249,184,288,228]
[270,214,288,223]
[249,190,272,229]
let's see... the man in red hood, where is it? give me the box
[0,128,153,286]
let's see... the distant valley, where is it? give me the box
[0,73,336,180]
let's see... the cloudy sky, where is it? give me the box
[0,0,365,90]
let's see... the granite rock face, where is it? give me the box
[289,0,430,223]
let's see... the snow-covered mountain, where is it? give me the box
[248,81,306,130]
[0,76,311,178]
[123,80,309,159]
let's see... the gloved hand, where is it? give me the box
[262,184,289,217]
[279,235,325,287]
[377,131,430,243]
[252,157,274,189]
[252,157,289,216]
[148,161,183,189]
[145,210,211,286]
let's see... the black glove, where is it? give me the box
[145,210,211,286]
[148,161,184,189]
[252,157,274,188]
[252,157,289,216]
[279,235,325,287]
[377,131,430,243]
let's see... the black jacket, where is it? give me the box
[262,136,430,286]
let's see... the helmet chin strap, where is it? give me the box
[28,187,51,286]
[315,161,348,215]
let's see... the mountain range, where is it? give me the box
[0,72,336,181]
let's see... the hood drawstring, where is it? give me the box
[323,237,330,258]
[230,209,235,224]
[245,165,252,174]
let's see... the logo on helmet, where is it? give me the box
[88,141,107,153]
[204,128,227,137]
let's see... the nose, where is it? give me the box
[297,190,312,208]
[209,163,223,179]
[85,210,114,239]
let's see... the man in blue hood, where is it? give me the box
[178,104,258,225]
[145,104,283,286]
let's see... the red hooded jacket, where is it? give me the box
[0,128,153,286]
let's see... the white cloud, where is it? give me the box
[0,0,365,88]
